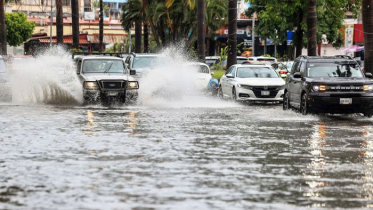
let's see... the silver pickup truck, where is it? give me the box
[74,55,139,104]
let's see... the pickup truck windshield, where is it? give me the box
[308,63,363,78]
[237,67,279,78]
[83,60,124,73]
[0,60,6,73]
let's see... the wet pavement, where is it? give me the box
[1,102,373,210]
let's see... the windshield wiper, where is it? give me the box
[104,63,114,73]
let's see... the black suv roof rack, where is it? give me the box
[298,55,353,60]
[72,52,124,59]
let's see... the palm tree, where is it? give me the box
[197,0,205,61]
[307,0,317,56]
[99,0,104,52]
[205,0,227,55]
[227,0,237,69]
[143,0,149,53]
[121,0,142,53]
[362,0,373,74]
[56,0,64,44]
[0,0,6,55]
[71,0,79,49]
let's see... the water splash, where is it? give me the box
[137,44,241,108]
[9,46,82,105]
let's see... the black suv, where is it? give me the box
[283,55,373,117]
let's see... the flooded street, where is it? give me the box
[1,102,373,209]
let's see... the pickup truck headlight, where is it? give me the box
[313,85,326,91]
[127,81,139,89]
[84,81,99,90]
[364,85,373,91]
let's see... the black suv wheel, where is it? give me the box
[283,91,290,110]
[300,93,309,115]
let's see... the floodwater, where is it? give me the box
[1,48,373,209]
[1,103,373,210]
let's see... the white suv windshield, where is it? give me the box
[133,57,159,69]
[0,60,6,73]
[237,67,279,78]
[83,60,124,73]
[308,63,363,78]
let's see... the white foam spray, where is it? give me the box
[137,44,241,108]
[8,46,82,105]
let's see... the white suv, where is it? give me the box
[218,64,285,102]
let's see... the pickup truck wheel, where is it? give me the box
[283,92,290,110]
[300,93,309,115]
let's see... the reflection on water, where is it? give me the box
[2,105,373,209]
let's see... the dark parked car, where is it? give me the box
[283,55,373,117]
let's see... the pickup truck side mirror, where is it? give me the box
[293,72,302,78]
[365,72,373,78]
[130,70,136,75]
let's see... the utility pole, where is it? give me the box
[227,0,237,69]
[252,18,255,56]
[99,0,104,52]
[0,0,7,55]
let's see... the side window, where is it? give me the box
[231,67,236,77]
[77,60,82,73]
[291,61,299,74]
[226,66,233,75]
[299,62,306,76]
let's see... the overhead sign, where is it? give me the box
[84,12,95,21]
[287,31,295,45]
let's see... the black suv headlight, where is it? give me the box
[84,81,99,90]
[364,85,373,91]
[313,85,326,91]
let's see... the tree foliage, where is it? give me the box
[247,0,362,51]
[4,12,35,47]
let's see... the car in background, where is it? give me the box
[271,61,294,78]
[283,55,373,116]
[247,56,277,64]
[187,62,218,94]
[74,55,139,104]
[218,64,285,102]
[205,56,250,68]
[124,53,164,77]
[0,56,11,102]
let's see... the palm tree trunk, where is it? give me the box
[295,7,303,58]
[135,20,142,53]
[227,0,237,68]
[0,0,7,55]
[142,0,148,53]
[71,0,79,49]
[197,0,205,62]
[99,0,104,52]
[56,0,64,44]
[363,0,373,74]
[307,0,317,56]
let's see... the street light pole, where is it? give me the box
[50,0,53,46]
[252,18,255,56]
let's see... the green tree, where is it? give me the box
[4,12,35,47]
[362,0,373,74]
[121,0,142,52]
[247,0,361,58]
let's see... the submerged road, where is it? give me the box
[1,102,373,209]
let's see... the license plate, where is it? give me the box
[107,91,119,96]
[261,91,270,96]
[340,98,352,105]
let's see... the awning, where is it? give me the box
[39,37,90,44]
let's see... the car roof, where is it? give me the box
[234,64,273,68]
[186,62,210,67]
[76,56,124,61]
[131,53,163,57]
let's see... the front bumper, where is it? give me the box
[83,89,138,102]
[236,87,284,101]
[307,92,373,114]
